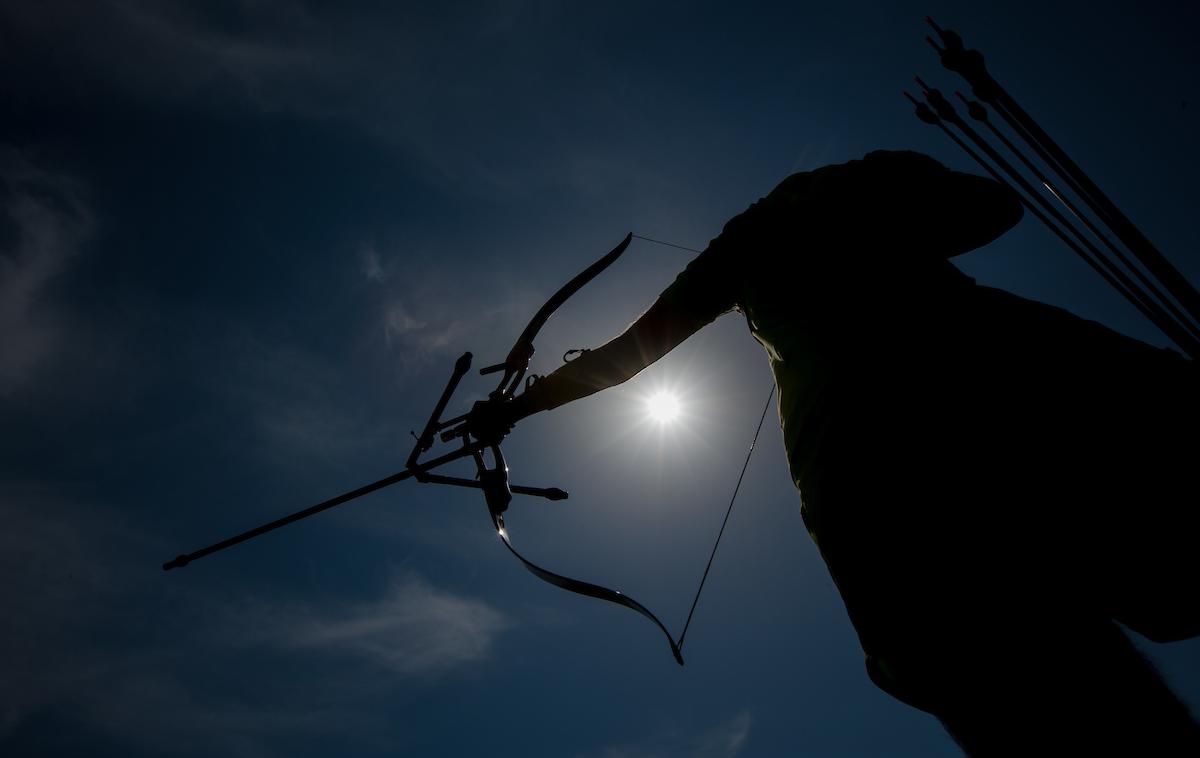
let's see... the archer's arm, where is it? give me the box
[510,293,716,420]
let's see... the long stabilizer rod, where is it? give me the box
[162,442,484,571]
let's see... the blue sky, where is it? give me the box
[2,1,1199,756]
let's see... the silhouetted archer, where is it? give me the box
[165,18,1200,757]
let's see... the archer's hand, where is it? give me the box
[465,397,518,446]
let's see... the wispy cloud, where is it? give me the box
[693,712,753,758]
[573,711,753,758]
[357,239,542,372]
[1,1,742,200]
[0,147,93,395]
[360,244,386,283]
[2,0,327,113]
[382,301,434,346]
[356,242,487,359]
[0,488,508,755]
[244,575,511,676]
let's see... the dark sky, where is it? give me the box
[2,1,1198,756]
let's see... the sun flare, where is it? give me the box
[645,392,681,423]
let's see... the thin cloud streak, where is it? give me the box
[0,147,93,395]
[253,576,512,676]
[1,1,754,199]
[359,239,545,371]
[0,488,507,755]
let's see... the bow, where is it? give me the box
[163,231,769,667]
[414,232,686,664]
[434,232,774,666]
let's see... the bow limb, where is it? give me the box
[478,231,686,665]
[511,231,634,349]
[483,233,634,398]
[496,514,685,665]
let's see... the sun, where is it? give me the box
[645,391,681,423]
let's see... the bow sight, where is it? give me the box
[408,351,569,526]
